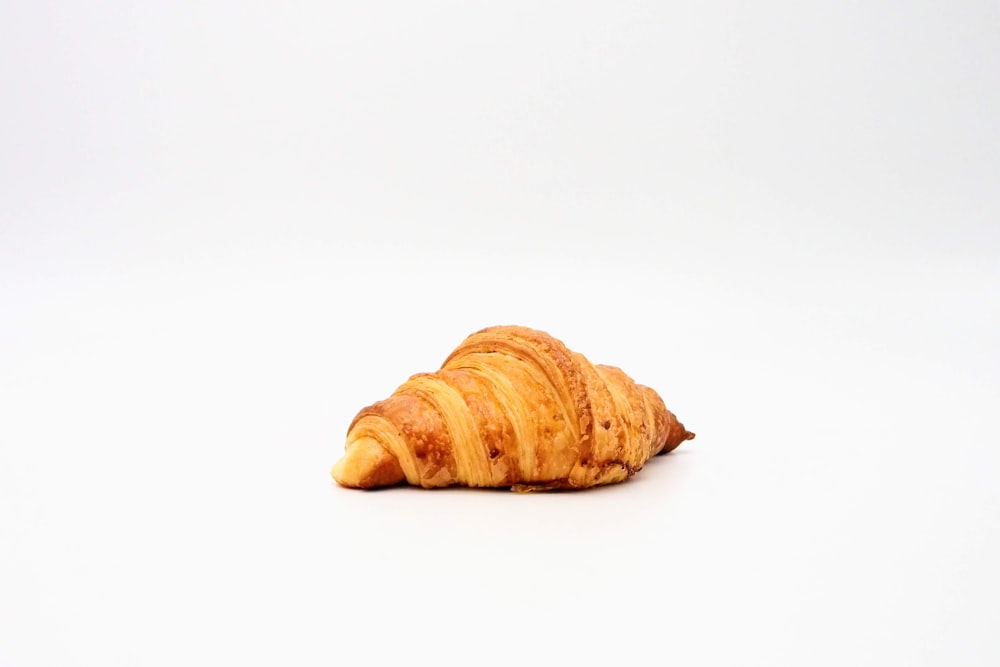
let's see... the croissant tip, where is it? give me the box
[331,437,405,489]
[330,458,352,487]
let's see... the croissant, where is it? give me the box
[331,325,695,491]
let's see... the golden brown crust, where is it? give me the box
[435,369,519,485]
[660,407,697,455]
[332,326,695,490]
[354,444,405,489]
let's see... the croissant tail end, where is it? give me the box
[658,424,696,456]
[331,437,405,489]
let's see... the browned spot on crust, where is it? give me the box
[510,479,578,493]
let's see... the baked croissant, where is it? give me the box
[331,325,694,491]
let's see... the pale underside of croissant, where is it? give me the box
[331,325,695,491]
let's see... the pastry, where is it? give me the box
[332,325,694,491]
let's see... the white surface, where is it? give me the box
[2,2,999,665]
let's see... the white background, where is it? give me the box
[2,2,998,665]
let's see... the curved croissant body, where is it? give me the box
[332,326,695,491]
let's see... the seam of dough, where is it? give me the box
[348,415,419,485]
[444,354,538,482]
[596,366,641,469]
[402,375,488,487]
[448,338,582,446]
